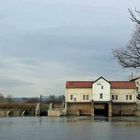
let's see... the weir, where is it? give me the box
[35,103,41,116]
[48,102,67,117]
[0,109,35,117]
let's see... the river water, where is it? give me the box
[0,116,140,140]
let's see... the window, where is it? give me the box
[129,95,132,100]
[97,83,101,85]
[70,95,73,100]
[126,95,128,100]
[100,93,103,99]
[116,95,118,100]
[101,86,103,89]
[83,95,89,100]
[112,95,118,100]
[83,95,86,100]
[112,95,114,100]
[86,95,89,100]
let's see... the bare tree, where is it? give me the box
[6,94,14,103]
[0,93,5,102]
[113,9,140,68]
[128,9,140,24]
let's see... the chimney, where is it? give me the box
[129,75,131,81]
[131,73,133,80]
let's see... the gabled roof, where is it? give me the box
[66,77,137,89]
[66,81,93,88]
[93,76,110,84]
[66,80,136,89]
[110,81,136,89]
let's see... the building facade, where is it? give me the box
[66,81,93,103]
[111,81,136,103]
[130,77,140,92]
[66,76,138,116]
[130,77,140,102]
[92,77,111,102]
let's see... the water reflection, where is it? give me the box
[0,117,140,140]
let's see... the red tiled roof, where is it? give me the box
[66,81,136,89]
[66,81,93,88]
[110,81,136,89]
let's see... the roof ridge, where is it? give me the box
[110,81,135,82]
[66,81,94,82]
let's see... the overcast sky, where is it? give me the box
[0,0,140,97]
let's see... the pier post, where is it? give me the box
[64,102,68,115]
[35,103,41,116]
[91,100,94,117]
[108,102,112,117]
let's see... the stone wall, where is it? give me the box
[67,102,93,116]
[67,102,137,117]
[135,103,140,116]
[112,103,136,116]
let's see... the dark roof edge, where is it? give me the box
[93,76,111,84]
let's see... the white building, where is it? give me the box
[130,77,140,92]
[92,77,110,102]
[66,76,137,103]
[130,77,140,102]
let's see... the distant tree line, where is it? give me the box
[0,93,65,104]
[22,95,65,104]
[0,93,14,103]
[44,95,65,104]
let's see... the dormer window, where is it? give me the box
[97,83,101,85]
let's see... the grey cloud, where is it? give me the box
[0,78,34,88]
[0,0,140,96]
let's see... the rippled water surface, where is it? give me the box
[0,116,140,140]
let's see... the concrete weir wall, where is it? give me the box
[1,103,140,117]
[48,110,61,117]
[67,102,93,116]
[0,109,35,117]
